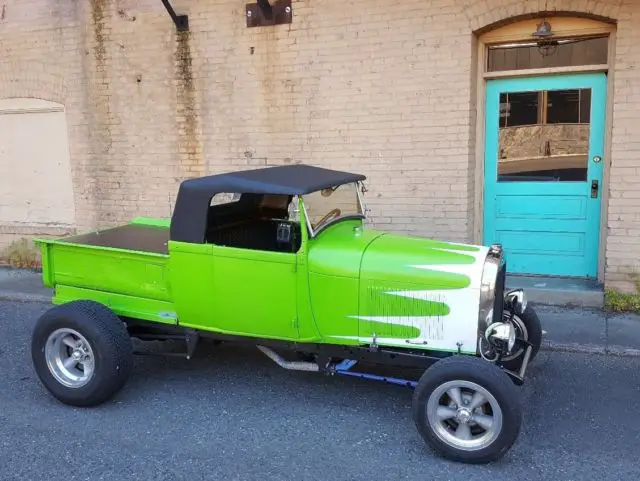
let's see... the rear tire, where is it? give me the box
[412,355,523,464]
[31,300,133,407]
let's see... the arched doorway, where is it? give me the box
[474,16,616,280]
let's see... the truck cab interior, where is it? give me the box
[204,192,302,253]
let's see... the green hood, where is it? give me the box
[360,232,486,288]
[307,221,488,288]
[307,221,490,354]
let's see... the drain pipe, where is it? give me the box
[257,346,319,372]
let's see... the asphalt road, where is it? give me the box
[1,300,640,481]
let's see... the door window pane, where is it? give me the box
[499,92,539,128]
[547,89,591,124]
[487,36,608,72]
[497,88,591,183]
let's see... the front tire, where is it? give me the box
[412,355,523,464]
[500,305,542,371]
[31,300,134,407]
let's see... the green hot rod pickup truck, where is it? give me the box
[31,164,542,464]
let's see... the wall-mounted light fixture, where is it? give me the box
[532,18,558,57]
[246,0,292,28]
[532,19,553,39]
[160,0,189,31]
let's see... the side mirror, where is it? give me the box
[288,195,300,222]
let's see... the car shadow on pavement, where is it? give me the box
[124,338,417,406]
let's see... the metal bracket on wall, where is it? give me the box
[161,0,189,31]
[246,0,292,28]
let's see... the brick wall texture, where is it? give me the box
[0,0,638,292]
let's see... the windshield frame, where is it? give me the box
[300,181,367,238]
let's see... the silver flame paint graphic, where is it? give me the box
[336,246,489,354]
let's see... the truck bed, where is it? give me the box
[36,221,174,317]
[58,224,169,255]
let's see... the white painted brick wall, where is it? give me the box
[0,0,639,292]
[603,0,640,292]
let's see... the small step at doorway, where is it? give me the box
[506,275,603,309]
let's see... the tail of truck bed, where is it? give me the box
[34,218,177,323]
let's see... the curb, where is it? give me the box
[541,340,640,357]
[0,290,52,304]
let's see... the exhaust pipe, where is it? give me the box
[257,346,319,372]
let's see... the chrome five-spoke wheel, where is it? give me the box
[45,328,95,388]
[426,380,502,451]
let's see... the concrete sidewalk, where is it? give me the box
[0,267,52,303]
[2,266,640,356]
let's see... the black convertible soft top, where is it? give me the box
[178,164,365,196]
[170,164,366,244]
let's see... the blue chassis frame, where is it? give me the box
[334,359,418,388]
[124,316,531,389]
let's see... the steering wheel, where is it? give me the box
[316,208,341,227]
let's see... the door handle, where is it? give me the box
[591,180,599,199]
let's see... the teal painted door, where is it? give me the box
[483,73,607,278]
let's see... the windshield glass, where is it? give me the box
[302,182,364,233]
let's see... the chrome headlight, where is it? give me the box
[504,288,527,316]
[485,322,516,353]
[478,244,504,331]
